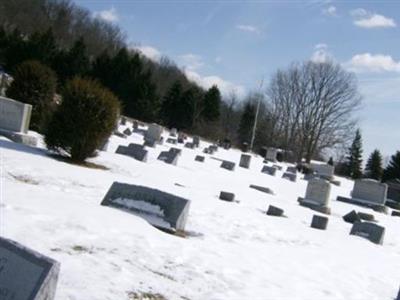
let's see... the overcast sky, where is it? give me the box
[77,0,400,161]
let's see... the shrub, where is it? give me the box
[6,60,57,132]
[45,77,120,162]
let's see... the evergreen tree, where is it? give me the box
[328,157,334,166]
[178,87,197,129]
[160,81,182,128]
[201,85,221,121]
[365,149,383,180]
[238,101,256,144]
[346,129,363,179]
[383,151,400,182]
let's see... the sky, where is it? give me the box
[77,0,400,162]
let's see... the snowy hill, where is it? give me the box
[1,123,399,300]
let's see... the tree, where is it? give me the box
[160,81,182,128]
[45,77,120,162]
[383,151,400,182]
[202,85,221,122]
[238,101,256,144]
[365,149,383,180]
[346,129,363,179]
[6,60,57,132]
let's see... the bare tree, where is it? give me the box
[267,61,361,163]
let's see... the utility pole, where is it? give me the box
[249,77,264,151]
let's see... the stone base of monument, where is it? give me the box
[349,221,385,245]
[0,237,60,300]
[219,191,235,202]
[266,205,284,217]
[249,184,274,195]
[297,197,331,215]
[336,196,388,213]
[310,215,329,230]
[0,129,37,147]
[101,182,191,233]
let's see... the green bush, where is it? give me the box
[45,77,120,162]
[6,60,57,132]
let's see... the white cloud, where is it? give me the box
[179,54,204,71]
[322,5,337,16]
[345,53,400,73]
[350,9,396,28]
[184,70,246,98]
[134,46,162,62]
[236,24,260,34]
[93,7,119,23]
[311,43,332,63]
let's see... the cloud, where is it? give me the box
[184,69,246,98]
[93,7,119,23]
[133,45,162,62]
[345,53,400,73]
[311,44,333,63]
[179,54,204,71]
[322,5,337,16]
[236,24,260,34]
[350,9,396,28]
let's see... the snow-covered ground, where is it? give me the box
[1,123,399,300]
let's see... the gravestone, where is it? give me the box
[170,128,177,137]
[239,154,251,169]
[286,166,297,174]
[310,163,335,180]
[166,138,177,144]
[241,142,249,153]
[349,221,385,245]
[113,131,127,138]
[260,146,267,158]
[337,179,387,212]
[144,123,163,146]
[249,185,274,195]
[311,215,329,230]
[392,210,400,217]
[282,172,297,182]
[123,128,132,136]
[120,116,126,125]
[101,182,190,232]
[219,191,235,202]
[220,160,235,171]
[184,142,195,149]
[343,210,361,224]
[0,237,60,300]
[132,120,139,130]
[193,136,200,148]
[168,147,182,156]
[0,96,37,146]
[261,165,277,176]
[209,145,218,152]
[387,179,400,203]
[157,150,179,165]
[115,144,148,162]
[298,178,331,214]
[195,155,205,162]
[266,205,284,217]
[273,164,283,171]
[265,147,278,162]
[357,212,375,222]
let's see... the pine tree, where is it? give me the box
[238,101,256,144]
[160,81,182,128]
[383,151,400,182]
[201,85,221,121]
[346,129,363,179]
[365,149,383,180]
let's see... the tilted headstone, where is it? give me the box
[219,191,235,202]
[391,210,400,217]
[123,128,132,136]
[249,185,274,195]
[343,210,361,224]
[349,221,385,245]
[298,178,331,214]
[195,155,205,162]
[239,154,251,169]
[144,123,163,146]
[265,147,278,162]
[0,96,32,133]
[0,237,60,300]
[220,160,235,171]
[115,144,148,162]
[266,205,284,217]
[193,136,200,148]
[282,172,297,182]
[166,138,177,144]
[101,182,190,232]
[184,142,195,149]
[310,163,335,180]
[261,165,277,176]
[311,215,329,230]
[157,150,179,165]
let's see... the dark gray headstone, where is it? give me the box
[357,212,375,222]
[193,136,200,147]
[143,139,157,147]
[392,210,400,217]
[113,131,127,138]
[123,128,132,136]
[311,215,328,230]
[157,150,179,165]
[0,237,60,300]
[343,210,361,224]
[168,147,182,156]
[349,221,385,245]
[220,160,235,171]
[286,166,297,174]
[261,165,277,176]
[209,145,218,152]
[266,205,284,217]
[101,182,190,232]
[184,142,195,149]
[249,185,274,195]
[273,164,283,171]
[239,154,251,169]
[195,155,205,162]
[282,172,297,182]
[219,191,235,202]
[166,138,177,144]
[115,144,148,162]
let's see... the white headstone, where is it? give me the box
[0,96,32,133]
[265,147,278,162]
[304,178,331,206]
[311,163,335,179]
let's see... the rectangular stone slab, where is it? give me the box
[261,165,277,176]
[0,96,32,133]
[101,182,190,232]
[352,179,387,205]
[311,215,329,230]
[282,172,297,182]
[115,144,148,162]
[349,221,385,245]
[239,154,251,169]
[249,185,274,195]
[220,160,235,171]
[0,237,60,300]
[157,151,178,165]
[219,191,235,202]
[195,155,205,162]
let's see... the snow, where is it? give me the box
[0,122,399,300]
